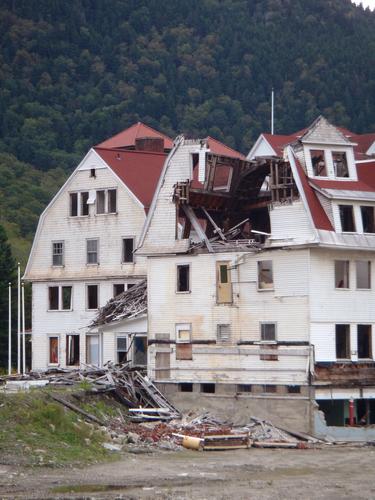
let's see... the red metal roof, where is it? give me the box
[263,133,297,157]
[94,147,166,210]
[96,122,174,150]
[206,136,246,160]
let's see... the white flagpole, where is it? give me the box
[17,263,21,374]
[8,282,11,376]
[22,282,26,375]
[271,88,274,135]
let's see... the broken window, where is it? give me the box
[87,238,98,264]
[122,238,134,263]
[62,286,72,310]
[336,324,350,359]
[86,334,100,366]
[311,150,327,176]
[217,324,231,343]
[333,151,349,178]
[177,264,190,292]
[52,241,64,266]
[176,343,193,360]
[66,334,80,366]
[116,336,127,364]
[361,206,375,233]
[179,383,193,392]
[257,260,274,290]
[49,337,59,364]
[70,193,78,216]
[176,323,191,343]
[216,261,232,304]
[237,384,252,393]
[339,205,355,232]
[335,260,350,289]
[356,261,371,289]
[358,325,372,359]
[113,284,125,297]
[201,383,215,394]
[108,189,117,213]
[261,323,276,342]
[96,190,105,214]
[48,286,59,310]
[87,284,98,310]
[81,191,89,216]
[287,386,301,394]
[133,335,147,365]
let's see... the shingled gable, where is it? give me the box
[298,115,355,146]
[96,121,174,150]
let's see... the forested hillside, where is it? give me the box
[0,0,375,260]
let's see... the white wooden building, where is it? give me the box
[138,116,375,432]
[24,123,172,371]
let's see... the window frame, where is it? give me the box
[257,260,274,291]
[260,322,277,343]
[80,191,89,216]
[47,285,73,312]
[335,324,351,360]
[175,323,192,343]
[86,283,99,310]
[66,334,80,366]
[310,149,328,177]
[176,263,191,293]
[52,240,64,267]
[361,205,375,234]
[357,324,372,360]
[122,237,135,264]
[356,261,371,290]
[339,204,356,233]
[96,190,106,215]
[332,151,349,178]
[108,188,117,214]
[334,260,350,290]
[86,238,99,265]
[48,335,59,365]
[116,335,128,364]
[217,324,231,343]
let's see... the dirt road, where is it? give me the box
[1,446,375,499]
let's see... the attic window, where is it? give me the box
[339,205,356,232]
[333,152,349,178]
[90,168,96,178]
[311,150,327,176]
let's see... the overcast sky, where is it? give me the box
[351,0,375,9]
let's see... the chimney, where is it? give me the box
[135,136,164,152]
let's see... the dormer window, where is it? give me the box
[332,151,349,178]
[311,150,327,176]
[339,205,355,232]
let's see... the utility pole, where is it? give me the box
[17,263,20,374]
[8,282,11,375]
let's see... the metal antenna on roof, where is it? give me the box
[271,88,274,135]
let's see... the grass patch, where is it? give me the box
[0,390,117,467]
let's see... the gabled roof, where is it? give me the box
[96,122,174,150]
[94,147,166,210]
[206,136,246,160]
[299,115,355,145]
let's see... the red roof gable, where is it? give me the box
[206,136,246,160]
[96,122,173,150]
[263,133,297,157]
[94,147,166,210]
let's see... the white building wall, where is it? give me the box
[268,201,316,245]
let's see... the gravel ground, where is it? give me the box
[1,446,375,499]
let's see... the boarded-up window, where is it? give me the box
[361,206,375,233]
[48,287,59,310]
[333,151,349,178]
[66,335,79,366]
[311,150,327,176]
[155,352,170,379]
[358,325,372,359]
[257,260,274,290]
[122,238,134,263]
[177,264,190,292]
[261,323,276,341]
[356,261,371,289]
[217,324,231,343]
[49,337,59,364]
[176,343,193,360]
[339,205,355,232]
[216,261,232,303]
[260,344,278,361]
[336,324,350,359]
[335,260,350,289]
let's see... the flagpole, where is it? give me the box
[8,282,11,376]
[22,282,26,375]
[17,263,21,374]
[271,88,274,135]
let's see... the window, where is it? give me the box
[358,325,372,359]
[87,239,98,264]
[49,286,59,310]
[177,264,190,292]
[49,337,59,364]
[216,261,232,303]
[48,286,72,311]
[263,385,277,393]
[176,323,191,343]
[176,344,193,360]
[261,323,276,342]
[122,238,134,263]
[108,189,117,213]
[66,335,80,366]
[311,150,327,176]
[260,344,278,361]
[356,261,371,289]
[335,260,350,289]
[237,384,252,393]
[81,191,89,216]
[361,206,375,233]
[116,336,127,364]
[339,205,355,232]
[90,168,96,178]
[336,324,350,359]
[70,193,78,216]
[217,324,231,343]
[52,241,64,266]
[179,383,193,392]
[133,335,147,365]
[287,386,301,394]
[87,284,98,310]
[96,190,105,214]
[201,383,215,394]
[257,260,274,290]
[113,284,125,297]
[86,334,100,366]
[333,151,349,178]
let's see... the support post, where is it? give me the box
[17,262,20,374]
[22,282,26,375]
[349,399,355,426]
[8,282,11,375]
